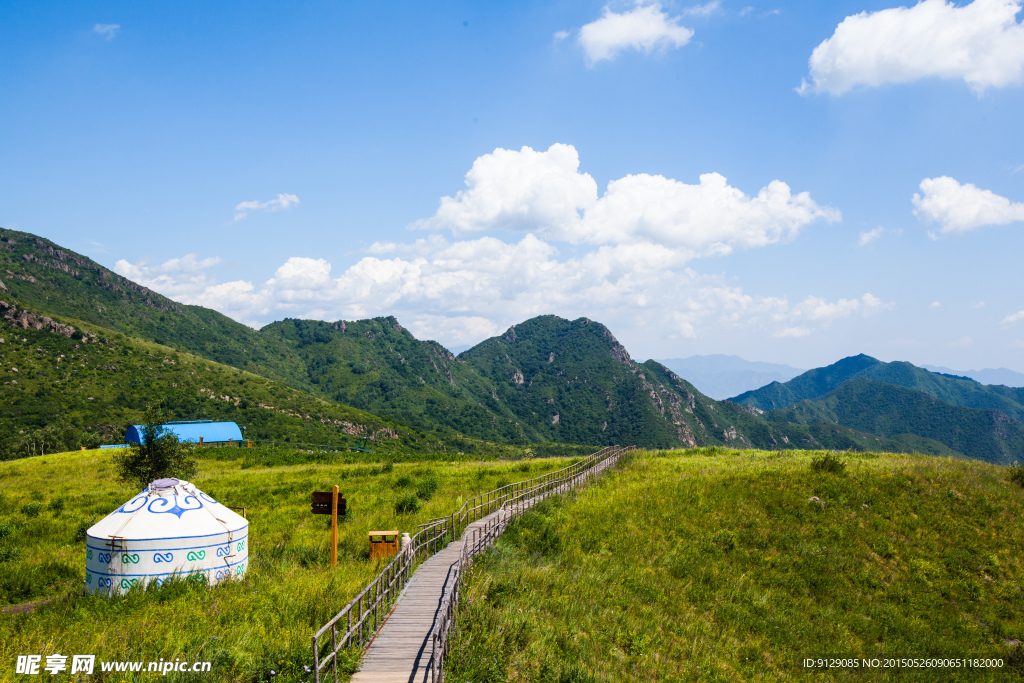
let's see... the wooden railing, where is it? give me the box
[311,445,630,683]
[428,445,633,682]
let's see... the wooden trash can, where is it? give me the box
[368,530,400,560]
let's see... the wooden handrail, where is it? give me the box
[311,445,632,682]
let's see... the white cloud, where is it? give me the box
[971,301,987,308]
[683,1,723,18]
[234,193,300,221]
[1003,310,1024,324]
[114,254,223,302]
[791,292,893,322]
[93,24,120,40]
[776,327,812,338]
[949,336,974,348]
[113,144,873,352]
[929,301,942,308]
[739,6,755,16]
[858,226,884,246]
[553,30,570,42]
[912,176,1024,236]
[578,2,694,64]
[415,144,598,237]
[799,0,1024,95]
[119,235,891,349]
[416,144,840,258]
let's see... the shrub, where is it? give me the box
[0,521,14,543]
[1008,462,1024,488]
[72,520,92,543]
[0,545,21,563]
[810,452,846,475]
[112,407,198,488]
[47,497,65,514]
[20,501,42,518]
[394,494,420,515]
[393,475,413,489]
[416,477,440,501]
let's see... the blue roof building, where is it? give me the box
[125,420,243,445]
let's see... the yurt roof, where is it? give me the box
[125,421,243,444]
[88,478,246,542]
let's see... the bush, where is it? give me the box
[20,501,42,518]
[394,494,420,515]
[416,477,440,501]
[0,545,21,563]
[810,452,846,475]
[47,497,65,514]
[1008,462,1024,488]
[113,407,198,488]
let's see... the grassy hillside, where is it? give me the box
[0,298,545,461]
[448,448,1024,682]
[768,378,1024,466]
[0,448,581,682]
[0,227,309,390]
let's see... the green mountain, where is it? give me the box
[732,353,1024,421]
[454,316,952,454]
[259,316,540,442]
[766,378,1024,465]
[0,227,986,459]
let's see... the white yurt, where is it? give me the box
[84,478,248,595]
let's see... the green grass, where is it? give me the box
[447,447,1024,682]
[0,447,579,682]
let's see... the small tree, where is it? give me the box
[114,408,198,489]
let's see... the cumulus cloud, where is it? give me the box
[113,144,872,351]
[912,176,1024,236]
[858,226,884,246]
[1003,310,1024,324]
[929,301,942,308]
[93,24,120,40]
[578,2,694,64]
[234,193,300,221]
[416,144,840,258]
[553,30,570,42]
[683,0,723,17]
[114,254,223,302]
[118,234,891,350]
[799,0,1024,95]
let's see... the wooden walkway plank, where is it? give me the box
[348,451,622,683]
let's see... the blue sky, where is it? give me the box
[2,0,1023,371]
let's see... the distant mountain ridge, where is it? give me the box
[653,354,805,400]
[732,354,1024,465]
[731,354,1024,421]
[1,226,1019,462]
[922,365,1024,388]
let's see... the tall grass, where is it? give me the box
[0,447,575,682]
[447,448,1024,682]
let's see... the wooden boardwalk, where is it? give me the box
[349,454,620,683]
